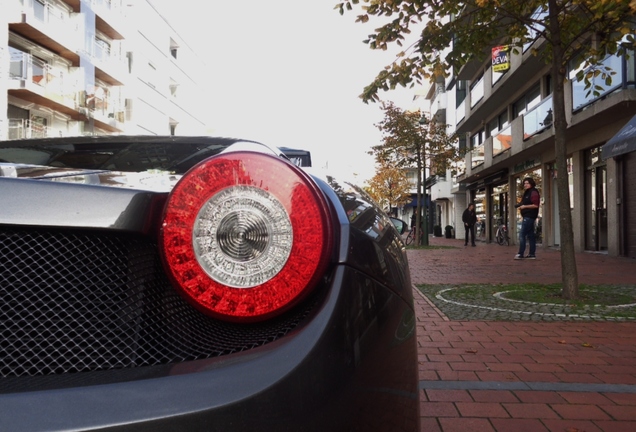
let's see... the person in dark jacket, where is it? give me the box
[462,203,477,247]
[514,177,541,260]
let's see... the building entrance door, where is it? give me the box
[585,148,607,251]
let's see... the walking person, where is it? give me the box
[462,203,477,247]
[514,177,541,260]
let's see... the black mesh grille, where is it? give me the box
[0,228,316,379]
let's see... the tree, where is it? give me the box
[370,101,460,246]
[338,0,636,298]
[366,162,412,215]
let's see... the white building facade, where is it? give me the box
[1,0,207,141]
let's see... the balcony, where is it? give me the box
[431,88,447,123]
[460,84,636,186]
[523,95,553,139]
[91,39,127,85]
[456,99,466,125]
[456,39,548,136]
[470,143,485,169]
[91,91,125,132]
[8,0,81,66]
[492,124,512,157]
[470,76,484,108]
[571,54,624,112]
[8,118,49,139]
[92,0,126,40]
[8,51,84,120]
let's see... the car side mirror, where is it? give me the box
[389,217,406,235]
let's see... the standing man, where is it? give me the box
[462,203,477,247]
[514,177,541,260]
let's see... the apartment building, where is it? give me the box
[418,78,469,239]
[447,31,636,258]
[1,0,206,141]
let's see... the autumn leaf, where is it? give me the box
[465,349,478,354]
[558,340,567,344]
[582,343,594,348]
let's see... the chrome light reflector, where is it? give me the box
[193,185,293,288]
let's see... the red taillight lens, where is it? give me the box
[160,151,333,322]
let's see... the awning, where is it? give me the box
[404,195,430,207]
[405,197,419,207]
[602,114,636,160]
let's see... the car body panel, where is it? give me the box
[0,136,419,431]
[0,265,417,431]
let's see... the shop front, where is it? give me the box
[468,170,509,243]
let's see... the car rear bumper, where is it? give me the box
[0,264,419,432]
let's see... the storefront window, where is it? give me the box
[473,188,486,240]
[585,147,607,251]
[491,183,509,242]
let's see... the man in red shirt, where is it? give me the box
[514,177,540,260]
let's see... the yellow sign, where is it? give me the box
[492,45,510,72]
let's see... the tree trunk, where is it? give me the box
[549,0,579,299]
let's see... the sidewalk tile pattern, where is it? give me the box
[409,237,636,432]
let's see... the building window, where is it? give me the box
[470,129,485,148]
[170,38,179,59]
[523,7,548,52]
[456,80,467,107]
[487,110,509,138]
[470,75,484,108]
[512,84,541,119]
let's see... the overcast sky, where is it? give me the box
[151,1,422,183]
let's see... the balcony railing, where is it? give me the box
[10,51,50,86]
[10,50,78,106]
[431,89,447,116]
[571,54,624,111]
[20,0,80,46]
[492,124,512,157]
[93,39,115,63]
[471,143,485,168]
[523,95,553,139]
[22,0,67,24]
[470,76,484,108]
[8,118,49,140]
[456,99,466,124]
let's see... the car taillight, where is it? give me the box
[160,151,333,323]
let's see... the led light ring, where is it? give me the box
[161,151,333,322]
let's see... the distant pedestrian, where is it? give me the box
[462,203,477,247]
[514,177,541,260]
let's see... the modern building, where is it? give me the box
[446,23,636,257]
[419,77,468,240]
[1,0,207,141]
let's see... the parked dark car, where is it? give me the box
[0,136,419,431]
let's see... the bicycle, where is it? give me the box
[495,219,510,246]
[405,226,424,245]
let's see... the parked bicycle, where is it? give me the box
[495,219,510,246]
[405,225,425,245]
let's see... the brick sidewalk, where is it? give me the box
[408,237,636,432]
